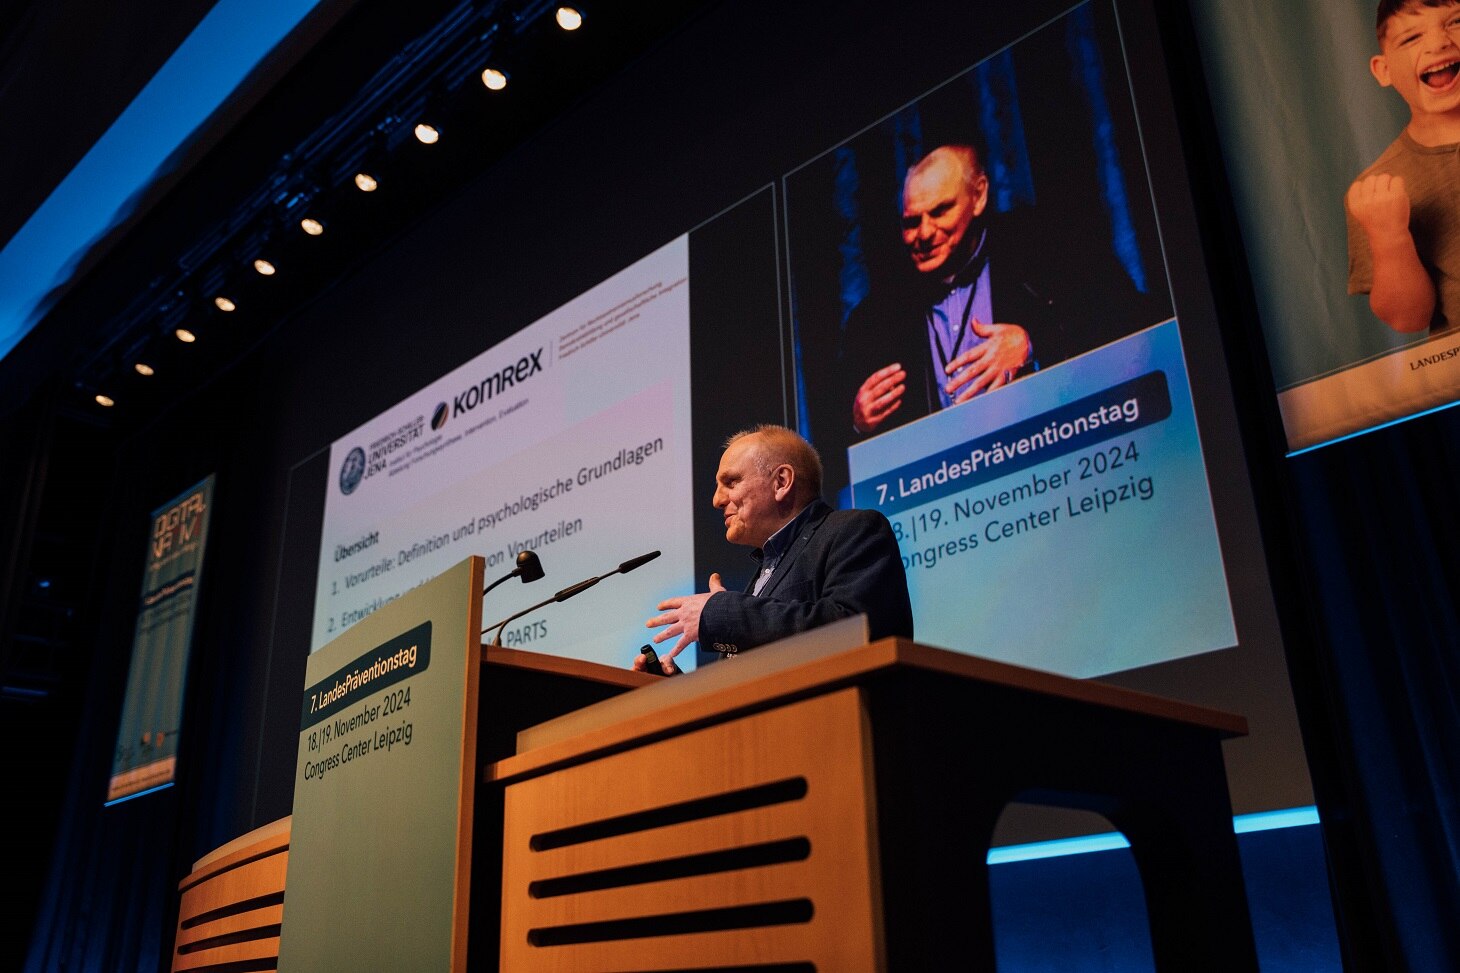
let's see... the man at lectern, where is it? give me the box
[638,424,912,674]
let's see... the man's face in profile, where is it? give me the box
[900,149,989,277]
[712,436,785,550]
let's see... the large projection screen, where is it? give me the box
[311,188,788,670]
[779,0,1310,834]
[315,237,698,661]
[297,0,1313,839]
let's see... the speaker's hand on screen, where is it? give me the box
[852,363,906,434]
[945,322,1029,403]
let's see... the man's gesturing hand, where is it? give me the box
[944,321,1030,402]
[852,363,907,434]
[645,572,728,659]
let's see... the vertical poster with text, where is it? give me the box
[106,475,215,803]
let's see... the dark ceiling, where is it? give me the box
[0,0,218,246]
[0,0,711,428]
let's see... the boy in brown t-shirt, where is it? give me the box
[1347,0,1460,333]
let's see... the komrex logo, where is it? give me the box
[452,347,544,417]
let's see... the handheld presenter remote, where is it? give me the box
[639,644,671,676]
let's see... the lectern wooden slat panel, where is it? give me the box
[493,626,1259,972]
[171,817,290,972]
[501,688,882,971]
[525,799,816,877]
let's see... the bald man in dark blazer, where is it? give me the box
[639,424,912,672]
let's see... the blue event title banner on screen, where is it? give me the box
[848,320,1236,678]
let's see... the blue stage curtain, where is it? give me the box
[1288,408,1460,970]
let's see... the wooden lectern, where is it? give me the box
[489,616,1259,971]
[171,647,650,973]
[175,554,652,973]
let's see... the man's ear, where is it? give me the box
[1371,53,1394,88]
[772,464,796,502]
[970,172,991,218]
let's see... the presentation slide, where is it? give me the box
[314,237,696,667]
[847,322,1233,676]
[784,0,1234,679]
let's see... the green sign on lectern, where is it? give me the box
[279,556,483,972]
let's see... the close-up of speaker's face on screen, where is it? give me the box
[783,0,1227,680]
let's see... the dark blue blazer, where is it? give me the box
[699,499,914,656]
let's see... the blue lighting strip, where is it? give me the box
[0,0,323,363]
[1232,805,1321,834]
[986,805,1321,865]
[987,830,1133,864]
[1,684,49,699]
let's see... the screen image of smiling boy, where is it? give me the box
[1347,0,1460,334]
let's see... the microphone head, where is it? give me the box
[619,550,661,574]
[515,549,545,582]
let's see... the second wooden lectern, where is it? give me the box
[489,616,1259,971]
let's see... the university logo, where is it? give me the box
[339,447,367,495]
[431,401,449,431]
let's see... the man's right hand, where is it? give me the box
[644,572,727,658]
[631,648,681,675]
[852,363,906,434]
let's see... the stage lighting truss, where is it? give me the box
[65,0,632,424]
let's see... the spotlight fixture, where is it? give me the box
[176,328,197,343]
[414,123,440,144]
[134,362,155,376]
[354,172,379,192]
[555,6,584,30]
[95,393,115,407]
[254,258,277,276]
[481,67,509,91]
[214,296,237,312]
[300,217,325,236]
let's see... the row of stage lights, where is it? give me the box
[92,4,587,410]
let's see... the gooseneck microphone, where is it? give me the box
[617,550,661,573]
[482,550,661,646]
[482,550,545,601]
